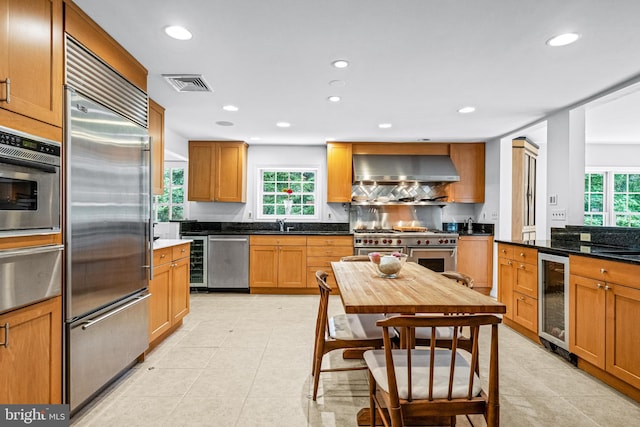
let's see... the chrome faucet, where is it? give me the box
[277,218,286,232]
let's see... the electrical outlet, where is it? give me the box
[491,211,498,220]
[551,209,566,220]
[248,211,252,219]
[580,233,591,242]
[549,194,558,205]
[328,212,332,219]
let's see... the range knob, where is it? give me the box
[396,239,402,244]
[382,239,388,244]
[439,239,444,244]
[374,240,379,245]
[416,240,421,245]
[425,240,430,245]
[444,239,449,244]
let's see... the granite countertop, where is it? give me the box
[496,238,640,265]
[181,230,352,236]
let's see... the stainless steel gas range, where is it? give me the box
[353,229,458,272]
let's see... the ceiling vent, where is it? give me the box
[162,74,212,92]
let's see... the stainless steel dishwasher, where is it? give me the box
[208,235,249,291]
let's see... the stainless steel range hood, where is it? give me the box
[353,154,460,183]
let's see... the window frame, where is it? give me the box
[256,167,319,220]
[585,167,640,227]
[154,162,187,223]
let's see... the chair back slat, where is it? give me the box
[447,326,460,400]
[468,325,480,399]
[428,327,436,401]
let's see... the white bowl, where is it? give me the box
[368,252,408,278]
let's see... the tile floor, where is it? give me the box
[71,293,640,427]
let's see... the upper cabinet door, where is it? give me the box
[327,142,352,203]
[0,0,63,128]
[448,143,485,203]
[215,142,247,203]
[149,99,165,195]
[188,142,217,201]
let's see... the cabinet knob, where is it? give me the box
[160,254,166,258]
[519,264,525,269]
[501,249,506,254]
[519,252,525,257]
[507,261,512,265]
[604,285,611,291]
[597,283,603,289]
[181,248,186,253]
[600,268,607,274]
[518,296,525,301]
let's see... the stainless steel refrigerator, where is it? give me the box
[64,37,152,413]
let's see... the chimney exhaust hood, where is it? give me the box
[353,154,460,183]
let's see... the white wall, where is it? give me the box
[586,143,640,168]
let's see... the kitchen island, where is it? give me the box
[496,227,640,403]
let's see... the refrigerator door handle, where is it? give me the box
[144,136,154,281]
[80,293,151,330]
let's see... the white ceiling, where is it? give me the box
[73,0,640,146]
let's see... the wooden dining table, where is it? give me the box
[331,260,506,426]
[331,261,506,315]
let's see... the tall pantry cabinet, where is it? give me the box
[512,137,538,241]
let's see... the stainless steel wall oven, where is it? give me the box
[0,125,61,235]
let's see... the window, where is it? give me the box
[257,169,318,219]
[154,166,185,222]
[584,173,604,225]
[584,170,640,227]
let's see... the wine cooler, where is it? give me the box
[182,236,207,288]
[538,253,571,353]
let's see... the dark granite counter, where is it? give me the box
[179,221,351,236]
[496,238,640,265]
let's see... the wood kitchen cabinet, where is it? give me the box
[148,243,190,348]
[250,235,307,290]
[497,243,538,340]
[63,0,147,92]
[0,0,63,135]
[512,137,538,241]
[149,99,165,195]
[457,235,493,295]
[306,235,353,288]
[327,142,353,203]
[569,255,640,390]
[447,143,485,203]
[0,296,62,404]
[188,140,248,202]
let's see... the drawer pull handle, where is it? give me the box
[1,323,8,348]
[604,285,611,291]
[520,252,524,257]
[597,283,603,289]
[0,78,10,103]
[519,264,525,269]
[160,254,166,258]
[518,296,525,301]
[600,268,607,274]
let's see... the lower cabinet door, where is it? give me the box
[606,284,640,388]
[569,274,606,369]
[512,291,538,333]
[0,296,62,404]
[171,257,190,323]
[149,263,172,342]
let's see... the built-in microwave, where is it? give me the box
[0,125,61,236]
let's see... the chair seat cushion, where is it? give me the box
[364,348,482,400]
[329,313,388,340]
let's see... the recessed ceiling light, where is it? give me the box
[458,106,476,114]
[329,80,346,87]
[222,105,239,112]
[276,122,291,128]
[215,121,234,126]
[327,96,341,103]
[332,59,349,69]
[378,123,392,129]
[164,25,192,41]
[546,33,581,47]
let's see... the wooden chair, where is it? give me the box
[441,271,474,288]
[411,272,476,351]
[312,270,391,400]
[364,314,501,427]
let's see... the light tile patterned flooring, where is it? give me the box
[71,293,640,426]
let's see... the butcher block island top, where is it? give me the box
[331,261,506,315]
